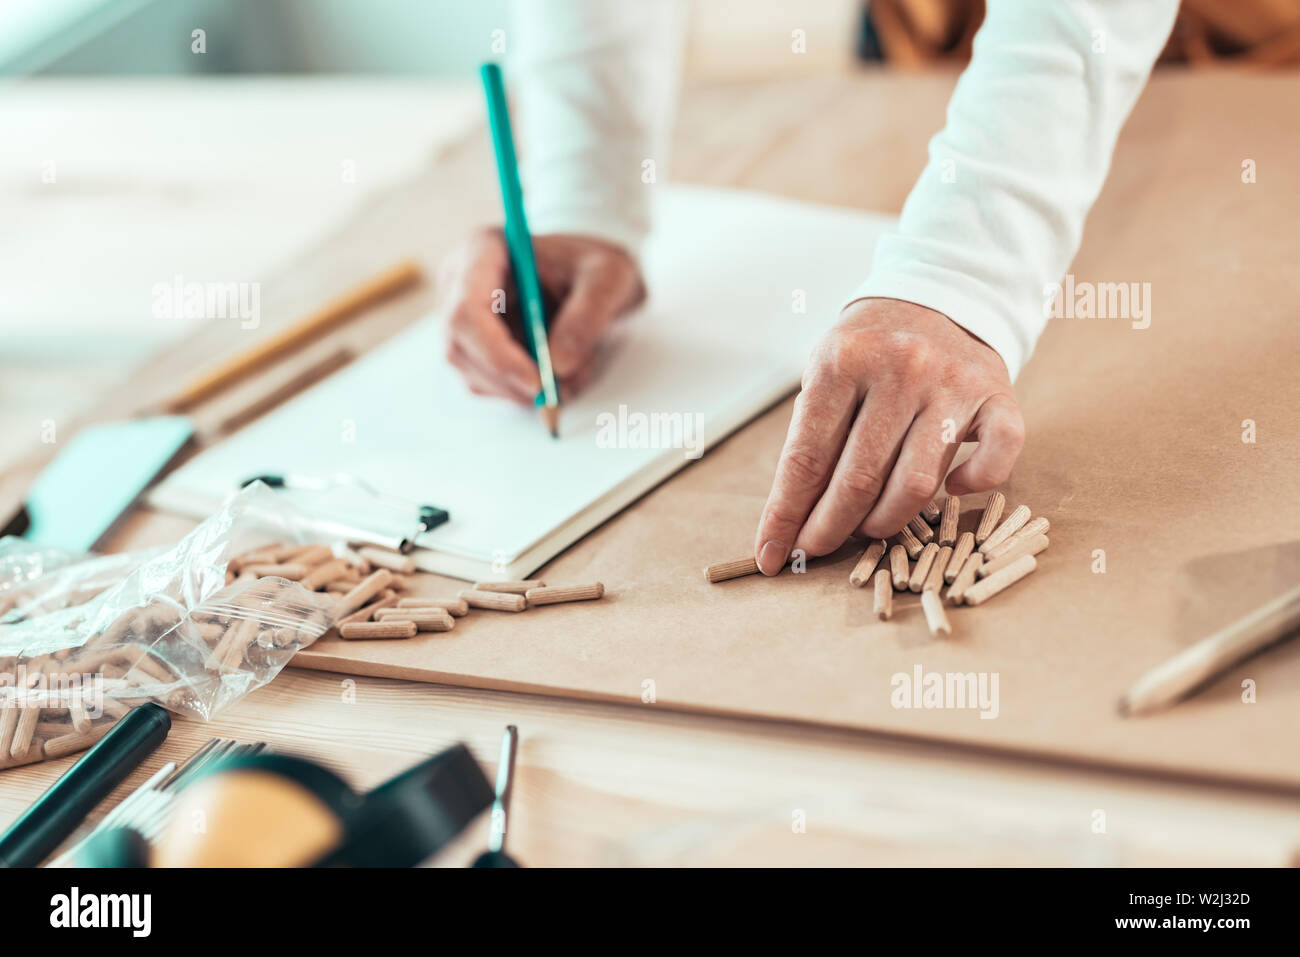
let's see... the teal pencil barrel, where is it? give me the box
[479,63,560,410]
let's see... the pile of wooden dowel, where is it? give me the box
[0,681,127,772]
[0,541,608,771]
[229,543,606,639]
[0,593,245,771]
[228,541,418,641]
[859,492,1049,637]
[1,540,362,771]
[340,578,607,640]
[1,542,415,771]
[703,491,1049,638]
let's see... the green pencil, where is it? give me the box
[480,62,561,438]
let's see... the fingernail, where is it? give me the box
[758,540,787,576]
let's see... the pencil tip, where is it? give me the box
[539,404,560,438]
[1116,696,1131,717]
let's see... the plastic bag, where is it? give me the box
[0,540,163,623]
[0,483,356,770]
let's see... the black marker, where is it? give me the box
[0,703,171,868]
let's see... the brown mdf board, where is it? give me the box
[295,274,1300,789]
[292,72,1300,789]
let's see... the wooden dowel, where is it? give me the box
[9,704,39,759]
[873,569,893,620]
[43,723,113,760]
[921,589,952,637]
[938,495,960,547]
[907,516,935,545]
[300,559,351,591]
[220,628,251,670]
[946,532,975,584]
[375,606,444,618]
[979,504,1030,554]
[704,557,759,583]
[335,570,394,617]
[984,517,1050,561]
[374,611,455,632]
[848,540,888,587]
[897,525,925,560]
[414,614,456,633]
[336,591,398,626]
[923,546,952,593]
[525,583,605,606]
[978,534,1049,578]
[888,545,910,591]
[339,621,418,640]
[0,703,17,758]
[974,491,1006,545]
[963,554,1037,606]
[206,617,257,672]
[909,543,939,593]
[945,552,983,604]
[921,499,942,524]
[459,589,527,612]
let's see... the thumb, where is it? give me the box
[547,267,636,379]
[945,393,1025,495]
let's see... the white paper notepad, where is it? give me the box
[150,186,895,579]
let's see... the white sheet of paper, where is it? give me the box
[150,186,896,579]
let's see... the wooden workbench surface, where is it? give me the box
[3,70,1299,865]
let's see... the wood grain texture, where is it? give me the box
[848,540,888,587]
[704,557,759,583]
[975,491,1005,546]
[3,668,1299,866]
[938,496,960,546]
[873,569,893,621]
[888,544,911,591]
[946,552,983,605]
[946,532,975,584]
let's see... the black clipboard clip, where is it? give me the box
[241,474,449,554]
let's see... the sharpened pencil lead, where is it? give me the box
[540,404,560,438]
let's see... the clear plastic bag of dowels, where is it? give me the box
[0,539,165,624]
[0,483,348,771]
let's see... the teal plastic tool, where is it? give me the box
[10,416,194,552]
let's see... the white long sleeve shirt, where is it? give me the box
[509,0,1179,380]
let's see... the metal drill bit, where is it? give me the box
[472,725,520,867]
